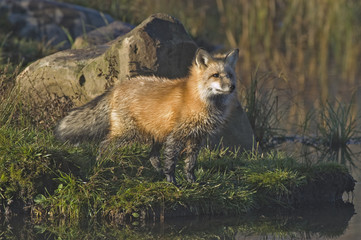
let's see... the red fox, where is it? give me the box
[55,48,239,184]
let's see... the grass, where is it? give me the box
[316,100,358,165]
[31,143,257,222]
[293,99,359,165]
[318,100,357,150]
[242,68,285,148]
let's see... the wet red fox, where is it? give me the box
[55,48,239,184]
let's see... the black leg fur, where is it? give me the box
[163,135,184,184]
[149,141,163,173]
[184,139,201,183]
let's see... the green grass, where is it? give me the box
[318,100,357,150]
[295,99,359,165]
[242,68,284,148]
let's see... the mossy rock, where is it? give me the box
[16,13,197,105]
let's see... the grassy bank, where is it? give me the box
[0,120,354,223]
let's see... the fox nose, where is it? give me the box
[230,84,235,92]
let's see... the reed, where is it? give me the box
[0,63,24,127]
[241,68,285,148]
[59,0,361,126]
[315,100,358,165]
[318,100,357,150]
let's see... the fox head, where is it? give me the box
[194,48,239,102]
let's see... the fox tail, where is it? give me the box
[54,92,110,144]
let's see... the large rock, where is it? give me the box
[16,13,257,151]
[72,21,134,49]
[17,13,199,103]
[0,0,114,49]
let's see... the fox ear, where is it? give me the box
[225,49,239,69]
[195,48,214,68]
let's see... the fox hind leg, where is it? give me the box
[96,137,113,161]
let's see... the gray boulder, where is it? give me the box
[72,21,134,49]
[16,13,257,151]
[17,13,198,103]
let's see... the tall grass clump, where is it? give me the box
[0,63,24,127]
[0,63,65,130]
[318,100,357,149]
[315,100,358,165]
[242,69,286,148]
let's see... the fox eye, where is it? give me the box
[211,73,219,78]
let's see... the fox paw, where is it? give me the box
[186,172,196,183]
[165,174,177,185]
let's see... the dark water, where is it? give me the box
[334,145,361,240]
[1,188,360,239]
[1,146,361,239]
[337,185,361,240]
[0,190,359,239]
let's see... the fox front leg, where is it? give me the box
[184,139,201,183]
[163,135,183,184]
[149,141,162,173]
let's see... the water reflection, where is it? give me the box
[0,199,356,239]
[142,205,355,239]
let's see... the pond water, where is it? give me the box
[1,145,361,239]
[0,187,360,239]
